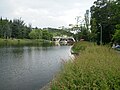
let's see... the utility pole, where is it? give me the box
[99,24,102,45]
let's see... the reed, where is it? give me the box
[51,42,120,90]
[0,39,53,47]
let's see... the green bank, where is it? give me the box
[51,42,120,90]
[0,39,53,47]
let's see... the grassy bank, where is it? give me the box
[71,42,88,54]
[51,42,120,90]
[0,39,53,47]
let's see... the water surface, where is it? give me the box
[0,46,72,90]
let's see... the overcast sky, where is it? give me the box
[0,0,95,28]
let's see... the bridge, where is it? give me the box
[53,36,75,45]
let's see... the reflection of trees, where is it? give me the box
[11,47,24,59]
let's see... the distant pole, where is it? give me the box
[99,24,102,45]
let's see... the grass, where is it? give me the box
[51,41,120,90]
[71,42,88,54]
[0,38,53,47]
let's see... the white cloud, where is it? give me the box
[0,0,95,28]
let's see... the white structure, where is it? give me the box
[53,36,75,45]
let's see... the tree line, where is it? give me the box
[71,0,120,44]
[29,29,53,40]
[0,18,55,40]
[0,18,32,39]
[1,0,120,44]
[0,18,73,41]
[90,0,120,45]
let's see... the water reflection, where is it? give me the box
[0,45,72,90]
[0,41,54,48]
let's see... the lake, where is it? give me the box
[0,45,73,90]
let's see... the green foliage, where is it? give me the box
[51,42,120,90]
[116,24,120,29]
[73,26,91,41]
[42,30,52,40]
[46,28,73,37]
[0,18,73,40]
[70,25,91,42]
[112,24,120,43]
[29,29,53,40]
[0,18,31,39]
[90,18,97,42]
[29,30,37,39]
[90,0,120,44]
[0,18,11,38]
[71,42,87,54]
[0,39,53,47]
[11,19,31,39]
[113,30,120,43]
[29,29,42,39]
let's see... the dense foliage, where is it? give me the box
[0,18,73,41]
[90,0,120,44]
[46,28,73,37]
[0,18,32,39]
[29,29,53,40]
[112,24,120,44]
[72,26,91,41]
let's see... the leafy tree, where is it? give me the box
[42,30,53,40]
[29,29,42,39]
[46,28,72,37]
[90,0,120,44]
[0,17,32,39]
[112,24,120,44]
[90,18,97,42]
[11,19,25,38]
[72,25,90,41]
[29,29,53,40]
[0,18,11,39]
[29,30,38,39]
[113,30,120,44]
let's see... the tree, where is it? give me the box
[0,18,31,39]
[0,18,12,39]
[84,10,89,31]
[90,18,97,42]
[11,18,31,39]
[90,0,120,44]
[29,30,38,39]
[29,29,42,39]
[72,25,91,41]
[112,24,120,44]
[42,30,53,40]
[29,29,53,40]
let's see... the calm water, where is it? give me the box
[0,46,72,90]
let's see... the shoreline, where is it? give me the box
[40,82,51,90]
[0,39,53,47]
[50,42,120,89]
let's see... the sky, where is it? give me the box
[0,0,95,28]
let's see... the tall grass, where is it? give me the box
[51,42,120,90]
[0,39,53,47]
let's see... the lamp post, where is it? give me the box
[99,24,102,45]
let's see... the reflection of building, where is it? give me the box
[53,36,75,45]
